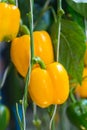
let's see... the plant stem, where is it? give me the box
[29,0,34,61]
[84,18,87,42]
[16,103,24,130]
[70,87,76,103]
[0,66,9,89]
[56,0,64,62]
[15,0,18,7]
[16,0,35,130]
[49,1,64,130]
[33,102,37,117]
[22,99,26,130]
[43,0,51,9]
[34,0,51,29]
[49,105,57,130]
[32,57,46,69]
[23,0,34,113]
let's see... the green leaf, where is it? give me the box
[66,3,84,28]
[50,19,86,84]
[71,0,87,2]
[66,0,87,17]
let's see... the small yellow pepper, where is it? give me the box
[75,67,87,98]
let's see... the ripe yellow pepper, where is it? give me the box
[84,43,87,66]
[28,62,69,108]
[0,2,20,42]
[10,31,54,77]
[75,67,87,98]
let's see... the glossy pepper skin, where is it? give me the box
[75,67,87,98]
[84,43,87,67]
[0,104,10,130]
[0,2,20,42]
[28,62,69,108]
[66,99,87,130]
[10,31,54,77]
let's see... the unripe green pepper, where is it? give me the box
[0,104,10,130]
[66,99,87,130]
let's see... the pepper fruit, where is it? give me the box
[75,67,87,98]
[10,31,54,77]
[66,99,87,130]
[0,2,20,42]
[0,104,10,130]
[84,43,87,67]
[28,62,69,108]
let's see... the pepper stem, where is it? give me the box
[32,57,46,69]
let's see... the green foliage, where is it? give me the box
[4,64,24,105]
[18,0,30,27]
[66,5,84,28]
[18,0,53,31]
[66,0,87,18]
[50,19,86,84]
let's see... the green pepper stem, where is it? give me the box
[19,24,30,35]
[32,57,46,69]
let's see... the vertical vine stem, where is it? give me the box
[49,0,64,130]
[84,18,87,42]
[15,0,18,7]
[0,66,10,89]
[29,0,34,60]
[23,0,34,112]
[56,0,64,62]
[49,105,57,130]
[34,0,51,29]
[33,102,37,117]
[16,0,35,130]
[70,87,76,103]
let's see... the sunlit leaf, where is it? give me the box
[71,0,87,3]
[66,0,87,17]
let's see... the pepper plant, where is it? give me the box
[0,0,87,130]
